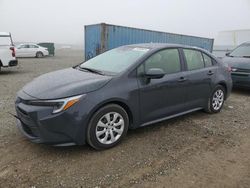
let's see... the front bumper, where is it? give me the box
[15,93,89,146]
[231,73,250,88]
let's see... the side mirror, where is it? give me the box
[225,52,231,56]
[145,68,165,79]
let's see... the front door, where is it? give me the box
[137,48,188,125]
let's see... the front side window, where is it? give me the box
[183,49,204,71]
[144,49,181,74]
[19,45,29,49]
[80,46,149,75]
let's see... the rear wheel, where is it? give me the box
[205,85,226,113]
[87,104,129,150]
[36,51,43,58]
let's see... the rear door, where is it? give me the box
[182,48,217,108]
[137,48,189,124]
[28,44,39,56]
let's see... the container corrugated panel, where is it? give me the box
[84,24,102,60]
[37,42,55,56]
[84,23,214,60]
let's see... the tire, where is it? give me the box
[36,51,44,58]
[87,104,129,150]
[205,85,226,113]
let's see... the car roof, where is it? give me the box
[18,43,39,46]
[124,43,218,60]
[0,32,10,36]
[125,43,209,52]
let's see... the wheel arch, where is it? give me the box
[36,51,44,57]
[217,81,227,96]
[87,99,134,129]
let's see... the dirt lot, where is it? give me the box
[0,49,250,188]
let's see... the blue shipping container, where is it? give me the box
[85,23,214,60]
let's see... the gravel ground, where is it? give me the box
[0,49,250,188]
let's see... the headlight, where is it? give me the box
[231,67,238,72]
[27,94,85,114]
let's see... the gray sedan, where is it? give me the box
[15,43,232,150]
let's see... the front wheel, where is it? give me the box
[87,104,129,150]
[205,85,226,113]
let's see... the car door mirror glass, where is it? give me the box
[145,68,165,79]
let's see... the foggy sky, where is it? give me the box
[1,0,250,46]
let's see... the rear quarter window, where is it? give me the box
[203,53,213,67]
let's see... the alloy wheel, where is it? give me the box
[95,112,125,145]
[212,89,224,111]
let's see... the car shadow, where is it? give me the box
[126,110,206,137]
[27,110,205,156]
[16,56,53,59]
[0,69,31,75]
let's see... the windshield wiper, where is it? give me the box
[243,56,250,58]
[78,66,105,75]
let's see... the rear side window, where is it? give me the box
[202,53,213,67]
[183,49,204,71]
[145,49,181,74]
[29,45,38,48]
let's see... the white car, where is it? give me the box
[15,43,49,58]
[0,32,18,71]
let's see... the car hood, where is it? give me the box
[22,68,112,100]
[222,56,250,69]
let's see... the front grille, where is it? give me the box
[17,106,28,116]
[21,122,35,136]
[237,68,250,73]
[16,104,40,138]
[232,73,249,77]
[232,68,250,73]
[20,119,39,138]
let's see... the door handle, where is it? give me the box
[178,77,187,82]
[207,70,214,75]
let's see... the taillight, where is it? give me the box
[10,47,15,57]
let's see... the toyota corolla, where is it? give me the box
[15,43,232,150]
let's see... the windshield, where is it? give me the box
[80,46,149,74]
[230,43,250,57]
[0,36,12,46]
